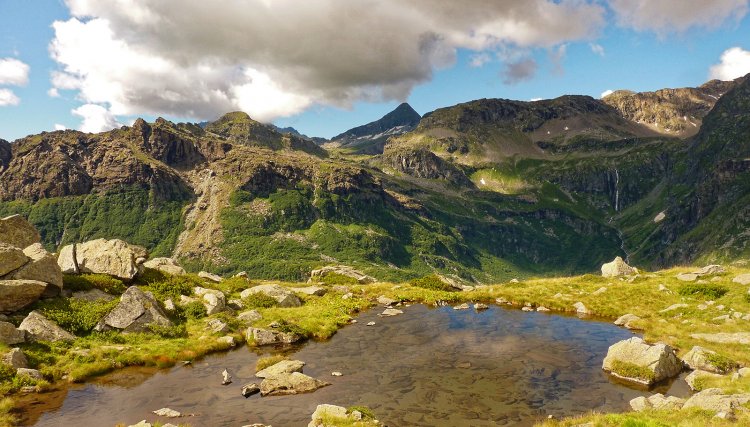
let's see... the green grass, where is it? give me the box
[255,355,288,372]
[610,360,656,382]
[241,292,279,308]
[31,297,118,335]
[62,274,126,294]
[537,408,750,426]
[409,274,457,292]
[678,283,729,299]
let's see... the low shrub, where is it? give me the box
[275,320,308,337]
[181,301,207,320]
[145,275,201,300]
[33,297,118,335]
[409,274,456,292]
[320,272,358,286]
[63,274,126,294]
[678,283,728,299]
[705,352,737,374]
[610,360,656,382]
[242,293,279,309]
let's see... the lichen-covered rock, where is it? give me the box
[241,284,302,308]
[0,321,25,345]
[7,243,63,296]
[601,256,637,277]
[685,369,722,391]
[0,280,47,313]
[683,346,735,374]
[75,239,147,280]
[246,327,302,346]
[194,286,226,315]
[238,309,262,324]
[308,404,349,427]
[18,311,75,342]
[0,215,41,249]
[259,372,329,396]
[256,360,306,378]
[95,286,172,333]
[142,257,186,276]
[0,243,28,276]
[602,337,682,385]
[2,348,28,369]
[310,265,375,284]
[682,388,750,415]
[57,244,78,274]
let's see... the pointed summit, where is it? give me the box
[329,103,421,154]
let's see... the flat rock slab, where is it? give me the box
[19,311,75,342]
[0,215,41,249]
[256,360,305,378]
[0,280,47,313]
[259,372,329,396]
[691,332,750,345]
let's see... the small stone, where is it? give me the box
[163,298,176,311]
[496,297,509,304]
[16,368,43,380]
[717,305,725,310]
[698,304,708,310]
[573,302,590,315]
[241,383,260,397]
[152,408,181,418]
[342,292,353,300]
[713,315,730,321]
[380,308,403,317]
[592,287,607,295]
[474,303,489,310]
[218,336,236,346]
[522,306,533,312]
[366,321,376,326]
[238,309,262,323]
[453,303,470,310]
[377,296,396,306]
[331,371,343,377]
[222,369,232,385]
[536,306,550,312]
[659,303,688,313]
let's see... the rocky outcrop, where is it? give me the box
[602,337,683,385]
[7,244,63,296]
[255,360,305,378]
[733,273,750,285]
[246,327,303,346]
[241,285,302,308]
[0,243,28,276]
[63,239,148,280]
[382,147,473,186]
[690,332,750,345]
[18,311,75,342]
[0,280,47,313]
[259,372,330,396]
[601,256,638,277]
[0,215,41,249]
[198,271,223,283]
[683,346,735,374]
[95,286,172,333]
[309,266,376,284]
[327,102,421,154]
[682,388,750,415]
[142,257,186,276]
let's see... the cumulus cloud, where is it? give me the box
[610,0,749,33]
[710,47,750,81]
[502,58,538,84]
[54,123,67,131]
[600,89,614,98]
[0,58,30,86]
[47,88,60,98]
[51,0,606,125]
[72,104,122,133]
[0,89,20,106]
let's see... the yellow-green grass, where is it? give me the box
[536,408,750,426]
[255,355,288,372]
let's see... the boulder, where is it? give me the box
[218,335,236,346]
[308,404,348,427]
[241,285,302,308]
[685,369,722,391]
[16,368,43,380]
[142,257,186,276]
[6,243,63,296]
[75,239,147,280]
[573,302,591,315]
[683,388,750,415]
[3,348,28,369]
[732,273,750,285]
[259,372,330,396]
[19,311,75,342]
[676,273,698,282]
[95,286,172,333]
[294,286,327,296]
[56,244,78,274]
[241,383,261,397]
[0,322,25,345]
[376,295,397,306]
[0,243,28,276]
[238,310,262,323]
[0,280,47,313]
[152,408,181,418]
[614,313,641,329]
[246,327,302,346]
[683,346,735,374]
[206,318,229,334]
[0,215,41,249]
[690,332,750,345]
[194,287,226,315]
[309,265,375,284]
[601,256,638,277]
[198,271,223,283]
[602,337,683,385]
[380,308,403,317]
[256,360,305,378]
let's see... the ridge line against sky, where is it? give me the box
[1,0,750,141]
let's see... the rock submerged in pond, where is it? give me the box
[256,360,305,378]
[95,286,172,333]
[19,311,75,342]
[241,284,302,308]
[601,256,638,277]
[602,337,682,385]
[259,372,330,396]
[241,383,260,397]
[246,327,303,346]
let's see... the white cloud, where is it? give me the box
[72,104,122,133]
[530,97,543,102]
[600,89,614,98]
[0,58,30,86]
[47,88,60,98]
[590,43,605,56]
[51,0,607,124]
[54,123,67,131]
[0,89,20,106]
[709,47,750,81]
[469,53,492,68]
[610,0,749,33]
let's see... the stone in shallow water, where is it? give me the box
[380,308,403,317]
[602,337,682,385]
[152,408,181,418]
[259,372,330,396]
[241,383,260,397]
[256,360,305,379]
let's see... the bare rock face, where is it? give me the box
[602,337,683,385]
[142,257,186,276]
[0,243,29,276]
[259,372,330,396]
[75,239,148,280]
[241,285,302,308]
[57,244,78,274]
[95,286,172,333]
[601,256,638,277]
[6,244,63,296]
[0,321,26,345]
[0,215,41,249]
[18,311,75,342]
[0,280,47,313]
[309,265,376,284]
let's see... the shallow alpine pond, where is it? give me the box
[19,304,688,426]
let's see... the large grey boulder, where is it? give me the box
[683,346,735,374]
[682,388,750,415]
[241,285,302,308]
[194,286,226,315]
[601,256,638,277]
[143,257,186,276]
[256,360,305,378]
[602,337,682,385]
[2,348,28,369]
[6,244,63,296]
[246,327,303,346]
[0,243,28,276]
[18,311,75,342]
[0,321,26,344]
[0,280,47,313]
[57,244,78,274]
[0,215,41,249]
[259,372,330,396]
[74,239,147,280]
[95,286,172,333]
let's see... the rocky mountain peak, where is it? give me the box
[327,103,421,154]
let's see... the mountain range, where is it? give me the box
[0,75,748,283]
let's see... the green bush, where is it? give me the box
[0,364,15,382]
[63,274,126,294]
[319,272,358,286]
[181,301,207,320]
[705,353,737,374]
[275,319,308,337]
[410,274,456,292]
[144,275,200,300]
[147,323,187,338]
[33,297,118,335]
[678,283,729,299]
[242,292,279,308]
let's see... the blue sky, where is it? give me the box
[1,0,750,141]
